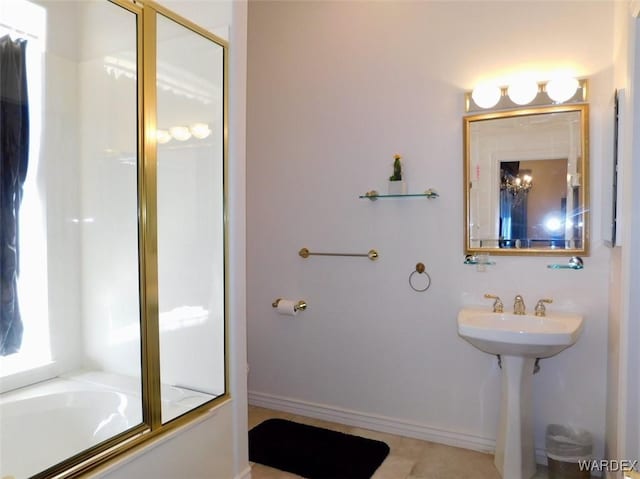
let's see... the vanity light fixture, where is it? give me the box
[156,129,172,144]
[157,123,213,143]
[169,126,192,141]
[546,76,580,103]
[507,79,539,105]
[471,83,502,109]
[190,123,212,139]
[466,76,587,112]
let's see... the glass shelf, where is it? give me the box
[464,259,496,266]
[463,254,495,266]
[547,257,584,270]
[547,264,584,270]
[359,189,439,200]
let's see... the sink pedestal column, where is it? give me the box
[494,355,537,479]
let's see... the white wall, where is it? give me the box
[619,3,640,467]
[247,0,614,462]
[607,2,640,470]
[227,1,250,474]
[606,1,631,467]
[626,14,640,462]
[40,0,84,378]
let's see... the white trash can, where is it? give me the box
[546,424,593,479]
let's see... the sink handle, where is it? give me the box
[534,298,553,317]
[484,294,504,313]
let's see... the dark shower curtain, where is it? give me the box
[0,35,29,356]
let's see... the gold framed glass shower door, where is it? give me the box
[1,1,228,477]
[153,9,227,425]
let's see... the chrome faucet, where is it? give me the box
[514,295,526,315]
[484,294,504,313]
[534,298,553,317]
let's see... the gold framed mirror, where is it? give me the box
[464,104,589,256]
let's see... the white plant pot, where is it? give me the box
[388,180,407,195]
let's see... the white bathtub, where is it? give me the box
[0,375,142,479]
[0,371,217,478]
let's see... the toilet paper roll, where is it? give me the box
[276,299,298,316]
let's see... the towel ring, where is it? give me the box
[409,262,431,292]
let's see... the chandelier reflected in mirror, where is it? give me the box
[501,172,533,204]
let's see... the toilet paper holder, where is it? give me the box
[272,298,308,312]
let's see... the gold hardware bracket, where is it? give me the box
[365,190,379,200]
[415,262,425,273]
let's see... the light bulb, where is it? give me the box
[156,129,172,144]
[507,80,539,105]
[546,77,579,103]
[170,126,192,141]
[471,84,502,109]
[190,123,211,139]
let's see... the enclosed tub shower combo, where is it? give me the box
[0,1,228,477]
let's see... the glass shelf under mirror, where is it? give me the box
[359,189,439,200]
[463,254,496,266]
[547,256,584,270]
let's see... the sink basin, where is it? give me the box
[458,307,584,358]
[457,305,584,479]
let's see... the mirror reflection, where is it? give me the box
[464,105,589,255]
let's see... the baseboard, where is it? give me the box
[249,390,549,465]
[249,390,484,451]
[233,465,252,479]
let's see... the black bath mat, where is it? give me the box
[249,418,390,479]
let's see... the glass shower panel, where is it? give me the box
[156,14,225,423]
[0,1,143,478]
[76,2,143,402]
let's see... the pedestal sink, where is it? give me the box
[457,306,584,479]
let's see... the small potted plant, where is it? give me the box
[388,154,407,195]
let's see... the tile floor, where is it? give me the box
[248,406,550,479]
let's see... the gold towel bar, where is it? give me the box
[298,247,379,261]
